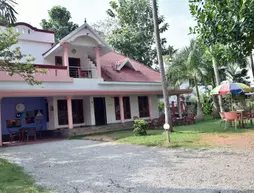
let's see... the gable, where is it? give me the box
[116,58,138,71]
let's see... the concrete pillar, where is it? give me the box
[63,43,69,75]
[177,95,182,118]
[119,96,124,123]
[94,47,101,78]
[148,95,153,120]
[66,96,73,129]
[0,97,2,146]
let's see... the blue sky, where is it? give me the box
[16,0,194,49]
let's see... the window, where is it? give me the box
[55,56,63,66]
[57,99,84,125]
[114,97,131,120]
[114,97,120,120]
[123,97,131,119]
[138,96,149,118]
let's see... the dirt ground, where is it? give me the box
[202,133,254,149]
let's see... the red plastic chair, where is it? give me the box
[224,112,240,129]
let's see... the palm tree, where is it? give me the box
[167,39,207,120]
[220,63,250,85]
[151,0,172,142]
[0,0,17,24]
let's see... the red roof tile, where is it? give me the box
[100,51,161,82]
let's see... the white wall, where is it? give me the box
[17,40,52,64]
[52,96,92,129]
[47,94,159,130]
[46,97,55,130]
[105,95,159,124]
[15,24,54,43]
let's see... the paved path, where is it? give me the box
[1,140,254,193]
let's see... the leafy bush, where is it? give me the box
[201,94,213,115]
[157,101,164,113]
[133,119,148,136]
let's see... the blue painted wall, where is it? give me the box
[1,97,47,135]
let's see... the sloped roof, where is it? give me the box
[101,51,161,82]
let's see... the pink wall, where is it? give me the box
[0,66,73,82]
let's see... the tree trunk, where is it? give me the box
[151,0,172,140]
[211,55,224,112]
[250,53,254,78]
[194,79,204,120]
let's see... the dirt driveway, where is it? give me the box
[1,140,254,193]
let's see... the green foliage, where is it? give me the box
[0,28,44,85]
[133,119,148,136]
[0,0,17,24]
[106,0,169,67]
[201,94,213,115]
[0,158,47,193]
[40,6,79,40]
[219,63,250,85]
[157,101,164,112]
[189,0,254,61]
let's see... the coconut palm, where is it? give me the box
[0,0,17,24]
[167,39,207,120]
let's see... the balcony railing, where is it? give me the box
[69,66,94,79]
[0,65,73,82]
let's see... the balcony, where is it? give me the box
[0,65,73,83]
[69,66,96,79]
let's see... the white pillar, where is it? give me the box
[66,96,73,129]
[177,95,182,118]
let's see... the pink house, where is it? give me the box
[0,22,191,145]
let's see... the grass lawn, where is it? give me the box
[0,158,48,193]
[82,118,254,148]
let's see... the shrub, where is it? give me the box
[201,94,213,115]
[133,119,148,136]
[157,101,164,112]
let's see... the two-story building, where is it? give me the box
[0,22,192,145]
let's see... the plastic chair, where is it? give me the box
[7,128,19,143]
[219,112,226,128]
[224,112,240,129]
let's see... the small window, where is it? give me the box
[28,29,31,34]
[138,96,149,118]
[21,28,25,34]
[15,28,19,33]
[114,97,120,120]
[55,56,63,66]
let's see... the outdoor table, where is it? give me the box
[236,110,244,128]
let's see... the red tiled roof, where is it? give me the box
[100,51,161,82]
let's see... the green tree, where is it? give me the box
[167,40,207,120]
[0,1,43,85]
[0,0,17,24]
[41,6,79,40]
[189,0,254,112]
[106,0,169,67]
